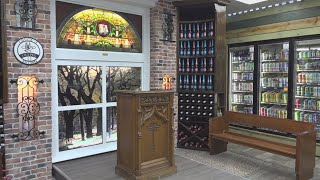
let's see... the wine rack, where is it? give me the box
[175,1,229,151]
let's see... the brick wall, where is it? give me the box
[150,0,178,141]
[4,0,52,179]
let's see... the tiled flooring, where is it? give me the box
[53,143,320,180]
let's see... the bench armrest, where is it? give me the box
[296,129,316,178]
[209,116,227,134]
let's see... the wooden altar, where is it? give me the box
[115,90,176,180]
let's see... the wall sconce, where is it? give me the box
[10,0,41,31]
[160,11,175,43]
[10,76,45,141]
[159,74,175,90]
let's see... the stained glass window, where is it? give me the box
[57,9,142,53]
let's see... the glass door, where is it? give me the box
[294,39,320,138]
[259,42,289,118]
[229,45,254,114]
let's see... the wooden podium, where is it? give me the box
[115,90,176,180]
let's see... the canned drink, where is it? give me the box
[282,93,287,104]
[312,87,318,97]
[308,99,313,110]
[301,86,305,96]
[298,73,302,83]
[294,111,300,121]
[313,113,318,124]
[295,99,300,108]
[308,114,313,123]
[300,112,304,122]
[296,86,301,96]
[317,100,320,110]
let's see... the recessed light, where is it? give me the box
[236,0,268,4]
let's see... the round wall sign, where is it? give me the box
[13,37,44,65]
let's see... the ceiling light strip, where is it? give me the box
[228,0,303,17]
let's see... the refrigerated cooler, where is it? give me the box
[294,39,320,136]
[229,45,254,114]
[228,38,320,139]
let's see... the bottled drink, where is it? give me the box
[195,58,198,72]
[187,41,191,56]
[180,41,184,55]
[188,24,192,38]
[203,59,206,72]
[203,40,207,55]
[186,58,190,72]
[203,22,207,37]
[202,75,206,90]
[180,24,184,38]
[184,24,187,38]
[196,23,200,38]
[192,24,196,38]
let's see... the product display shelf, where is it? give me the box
[175,0,229,151]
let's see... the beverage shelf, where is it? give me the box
[232,90,253,93]
[261,102,287,105]
[297,83,320,86]
[179,72,214,75]
[231,102,253,106]
[178,90,215,94]
[233,80,253,82]
[180,19,215,24]
[296,96,320,99]
[179,55,215,58]
[297,58,320,60]
[261,59,288,62]
[261,72,288,74]
[297,70,320,72]
[232,60,253,63]
[233,70,254,73]
[179,37,214,41]
[295,109,320,113]
[261,86,288,89]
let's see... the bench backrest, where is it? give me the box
[224,111,315,134]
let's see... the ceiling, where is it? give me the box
[227,0,300,15]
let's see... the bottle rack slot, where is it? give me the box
[177,121,209,150]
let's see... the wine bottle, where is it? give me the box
[209,58,213,72]
[202,75,206,90]
[186,75,189,90]
[203,22,207,37]
[179,75,183,89]
[188,24,192,38]
[199,76,202,90]
[181,58,185,72]
[203,58,206,72]
[208,40,212,55]
[203,40,207,55]
[195,58,198,72]
[183,75,187,89]
[191,75,194,90]
[192,41,196,55]
[211,40,214,54]
[192,24,196,38]
[186,58,190,72]
[196,23,200,38]
[187,41,191,56]
[184,24,187,38]
[207,75,212,90]
[196,41,200,55]
[190,58,194,73]
[201,41,204,55]
[179,58,182,72]
[210,22,214,37]
[184,41,187,55]
[180,24,184,38]
[180,41,183,56]
[194,75,197,90]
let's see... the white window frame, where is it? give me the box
[51,0,151,163]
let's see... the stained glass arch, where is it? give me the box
[57,9,142,53]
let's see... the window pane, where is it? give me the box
[106,67,141,102]
[58,66,102,106]
[106,106,117,142]
[59,108,103,151]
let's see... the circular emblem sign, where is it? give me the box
[14,37,44,65]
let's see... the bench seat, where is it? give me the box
[211,131,296,158]
[209,112,316,180]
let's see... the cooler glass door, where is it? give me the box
[229,45,254,114]
[294,39,320,138]
[259,42,289,119]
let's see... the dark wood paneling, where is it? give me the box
[214,4,227,93]
[1,0,8,103]
[227,7,320,31]
[173,0,230,7]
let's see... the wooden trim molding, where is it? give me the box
[0,0,8,103]
[226,16,320,44]
[173,0,230,7]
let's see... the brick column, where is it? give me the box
[4,0,52,179]
[150,0,178,143]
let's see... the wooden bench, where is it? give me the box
[209,111,316,180]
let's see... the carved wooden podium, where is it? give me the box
[115,90,176,180]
